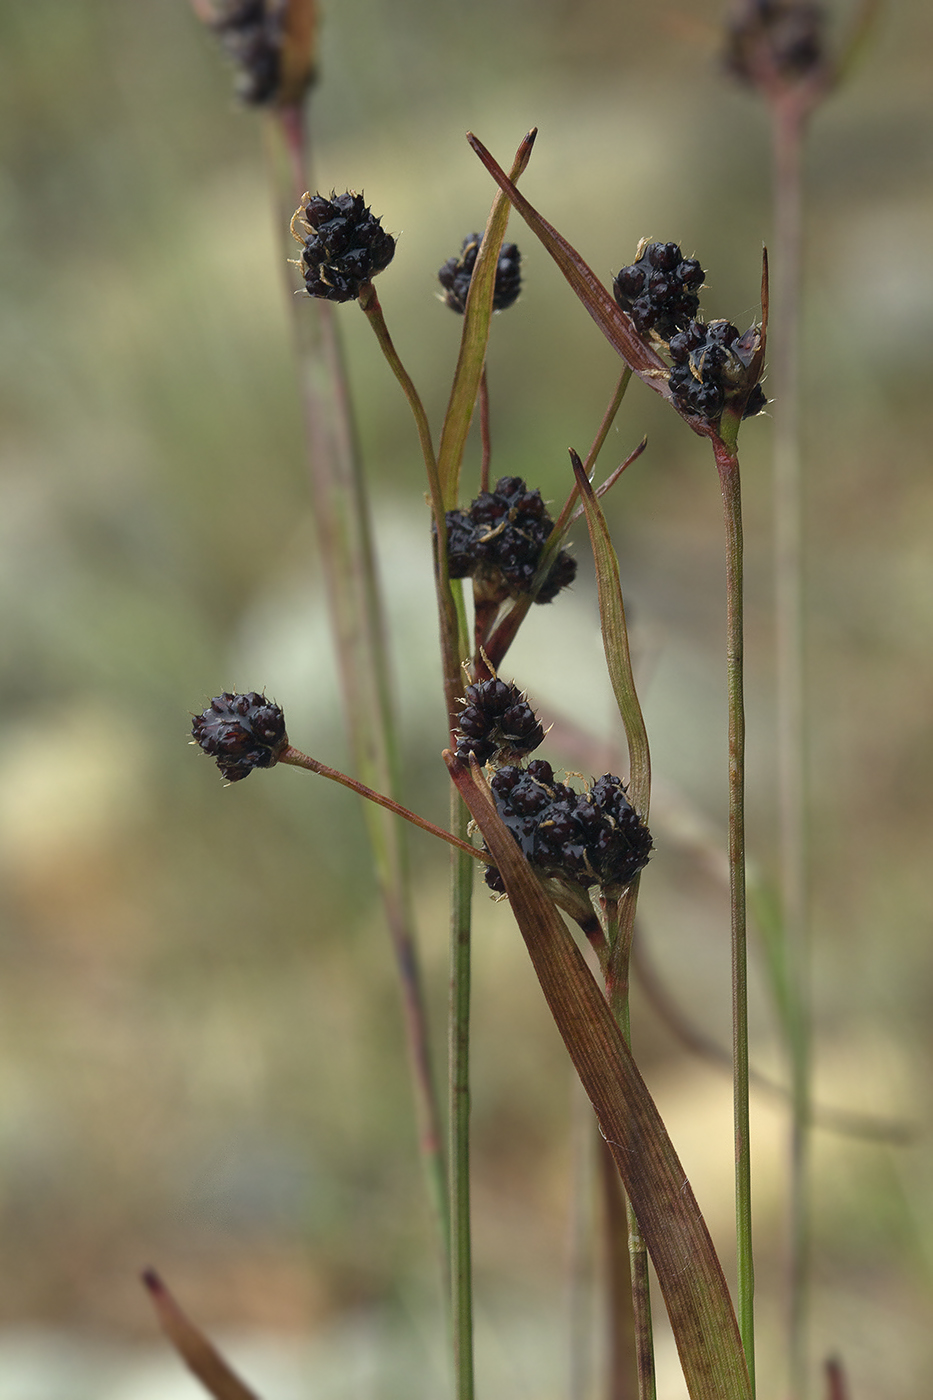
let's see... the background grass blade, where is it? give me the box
[142,1270,264,1400]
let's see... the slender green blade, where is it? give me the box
[570,453,650,819]
[437,130,537,507]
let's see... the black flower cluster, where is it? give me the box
[292,192,395,303]
[210,0,284,105]
[455,679,545,766]
[612,241,705,341]
[483,761,653,896]
[443,477,576,605]
[192,692,288,782]
[438,233,522,315]
[668,320,767,423]
[725,0,826,85]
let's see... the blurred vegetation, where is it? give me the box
[1,0,932,1395]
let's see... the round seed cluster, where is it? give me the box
[210,0,284,105]
[668,320,767,423]
[455,679,545,766]
[293,192,395,303]
[438,233,522,314]
[443,476,576,605]
[725,0,826,85]
[192,691,288,782]
[612,241,705,341]
[483,761,653,896]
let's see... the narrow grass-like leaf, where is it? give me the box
[437,130,537,507]
[570,452,650,820]
[142,1270,263,1400]
[446,758,751,1400]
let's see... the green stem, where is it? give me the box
[449,800,475,1400]
[357,283,463,727]
[269,106,450,1286]
[712,435,754,1392]
[605,898,656,1400]
[597,1132,638,1400]
[356,273,475,1400]
[771,94,811,1400]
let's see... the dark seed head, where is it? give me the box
[668,319,765,424]
[438,233,522,314]
[725,0,827,88]
[613,241,705,343]
[437,477,575,605]
[292,190,395,303]
[192,691,288,782]
[454,680,545,766]
[209,0,284,105]
[484,763,652,898]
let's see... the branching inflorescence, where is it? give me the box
[184,63,769,1392]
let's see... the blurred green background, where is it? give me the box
[1,1,932,1396]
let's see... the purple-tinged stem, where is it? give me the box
[711,434,754,1393]
[278,746,490,865]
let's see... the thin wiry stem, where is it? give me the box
[712,435,754,1392]
[449,811,475,1400]
[597,1132,638,1400]
[278,747,490,864]
[356,273,476,1400]
[604,895,656,1400]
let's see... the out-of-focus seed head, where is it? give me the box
[206,0,316,106]
[291,190,395,302]
[482,765,653,898]
[455,679,545,766]
[209,0,283,104]
[613,241,706,343]
[192,691,288,782]
[668,319,767,424]
[725,0,827,87]
[438,233,523,314]
[440,477,576,606]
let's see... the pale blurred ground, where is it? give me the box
[1,1,932,1397]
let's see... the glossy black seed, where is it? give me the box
[192,691,288,782]
[439,233,522,314]
[647,242,681,272]
[615,265,645,299]
[743,383,768,418]
[508,778,551,816]
[492,765,523,796]
[678,258,704,288]
[484,864,507,894]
